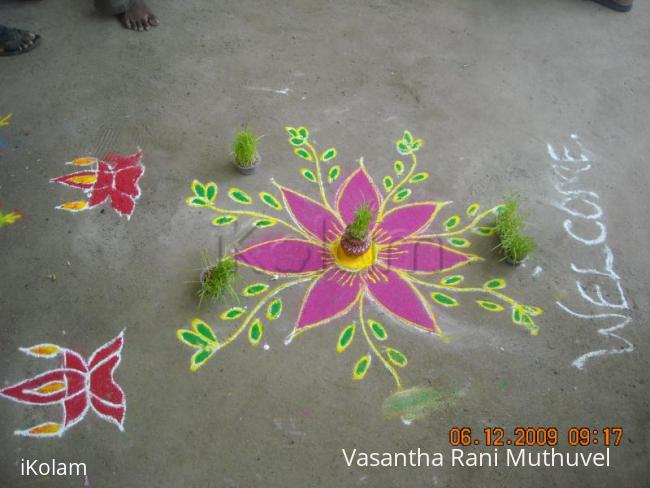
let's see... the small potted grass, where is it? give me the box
[341,204,373,257]
[198,255,240,305]
[232,128,260,175]
[495,195,536,265]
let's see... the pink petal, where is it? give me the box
[375,202,439,244]
[297,268,362,329]
[382,240,475,274]
[365,267,438,332]
[110,191,136,217]
[281,188,343,242]
[63,392,88,427]
[104,150,143,170]
[335,166,382,227]
[236,238,328,275]
[114,165,144,198]
[89,332,124,370]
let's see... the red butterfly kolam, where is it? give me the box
[0,332,126,437]
[51,150,145,218]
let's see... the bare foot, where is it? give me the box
[119,0,159,32]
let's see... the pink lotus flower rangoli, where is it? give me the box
[178,127,542,392]
[0,332,126,437]
[51,149,145,219]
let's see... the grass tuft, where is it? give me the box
[495,195,536,264]
[346,204,374,240]
[199,256,239,304]
[232,128,258,167]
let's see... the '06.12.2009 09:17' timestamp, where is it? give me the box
[449,426,623,447]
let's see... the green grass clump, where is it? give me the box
[495,195,536,264]
[346,204,374,240]
[232,128,258,167]
[199,256,239,304]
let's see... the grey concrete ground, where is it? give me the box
[1,0,649,486]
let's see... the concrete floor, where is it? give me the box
[1,0,649,486]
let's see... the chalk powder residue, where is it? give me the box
[547,135,632,369]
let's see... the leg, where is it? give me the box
[95,0,159,31]
[121,0,159,31]
[591,0,633,12]
[94,0,130,16]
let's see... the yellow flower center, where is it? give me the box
[331,240,378,272]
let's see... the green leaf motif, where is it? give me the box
[228,188,253,205]
[483,278,507,290]
[493,204,506,214]
[220,307,245,320]
[286,126,309,144]
[466,203,480,217]
[448,237,471,248]
[190,348,215,372]
[301,168,316,182]
[189,180,216,205]
[259,192,282,211]
[294,148,312,161]
[522,305,544,316]
[212,215,237,226]
[266,299,282,320]
[512,307,539,336]
[393,188,412,203]
[290,137,304,146]
[321,148,337,161]
[368,320,387,341]
[383,176,394,191]
[328,165,341,183]
[177,330,208,348]
[386,348,408,368]
[471,226,495,236]
[353,355,371,380]
[337,323,356,353]
[393,160,405,175]
[243,283,269,296]
[254,219,276,228]
[192,180,206,198]
[396,131,423,155]
[248,319,263,346]
[187,197,207,207]
[396,141,411,155]
[444,216,461,231]
[476,300,504,312]
[409,172,429,183]
[431,292,459,307]
[440,275,464,286]
[192,319,217,343]
[205,183,218,203]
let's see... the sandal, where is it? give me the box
[0,25,41,57]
